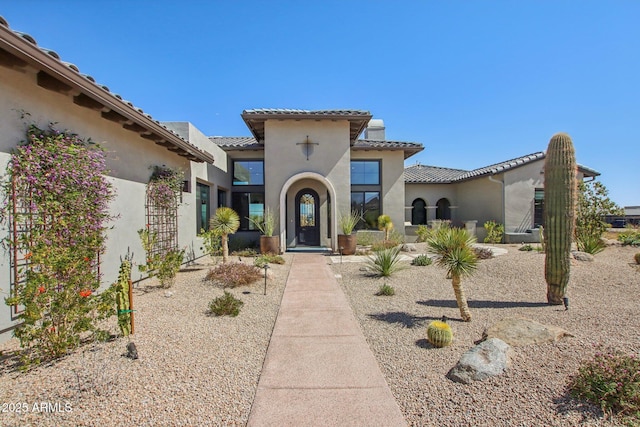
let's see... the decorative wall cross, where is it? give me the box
[296,135,319,161]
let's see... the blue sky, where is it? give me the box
[2,1,638,206]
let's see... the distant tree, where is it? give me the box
[575,181,623,254]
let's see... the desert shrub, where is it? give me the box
[412,254,432,266]
[205,262,262,288]
[473,246,494,259]
[371,240,398,251]
[483,220,504,244]
[232,248,258,257]
[618,230,640,246]
[254,253,285,268]
[519,244,534,251]
[577,235,607,255]
[375,283,395,296]
[356,231,379,246]
[365,246,406,277]
[568,347,640,421]
[635,253,640,265]
[575,181,623,252]
[200,228,222,257]
[415,225,432,243]
[208,291,243,317]
[388,230,405,245]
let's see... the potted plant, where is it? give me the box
[338,210,360,255]
[249,207,279,254]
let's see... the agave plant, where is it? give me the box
[210,207,240,263]
[426,227,478,322]
[365,246,406,277]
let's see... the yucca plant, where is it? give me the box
[377,214,393,241]
[365,246,406,277]
[427,227,478,322]
[210,207,240,263]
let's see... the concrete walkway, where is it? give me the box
[247,253,406,427]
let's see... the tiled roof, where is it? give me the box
[243,109,371,117]
[241,109,372,143]
[352,139,423,159]
[405,151,600,184]
[0,16,214,163]
[209,136,261,150]
[404,164,468,183]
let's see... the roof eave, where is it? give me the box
[0,23,214,163]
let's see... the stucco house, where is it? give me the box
[404,153,600,242]
[0,16,601,343]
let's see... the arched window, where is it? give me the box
[411,198,427,225]
[436,198,451,220]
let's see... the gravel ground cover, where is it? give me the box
[333,243,640,427]
[0,254,292,427]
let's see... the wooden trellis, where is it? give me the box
[145,186,179,257]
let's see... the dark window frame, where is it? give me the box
[232,160,265,186]
[350,160,381,185]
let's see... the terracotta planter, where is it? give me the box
[337,234,357,255]
[260,235,280,254]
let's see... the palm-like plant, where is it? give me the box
[426,227,478,322]
[210,207,240,263]
[377,214,393,241]
[365,246,406,277]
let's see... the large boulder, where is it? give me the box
[483,317,573,347]
[447,338,512,384]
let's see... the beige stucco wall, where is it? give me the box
[404,183,458,224]
[352,150,406,238]
[503,160,544,233]
[263,119,351,249]
[0,66,211,342]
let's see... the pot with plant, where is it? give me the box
[249,207,279,254]
[338,210,360,255]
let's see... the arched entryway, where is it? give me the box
[436,198,451,220]
[295,189,320,246]
[411,198,427,225]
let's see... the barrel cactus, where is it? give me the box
[544,133,577,305]
[427,317,453,348]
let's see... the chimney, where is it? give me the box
[364,119,385,140]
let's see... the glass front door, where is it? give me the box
[295,189,320,246]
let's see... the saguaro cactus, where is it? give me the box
[544,133,577,305]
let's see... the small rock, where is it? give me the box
[124,342,138,360]
[401,243,417,252]
[572,251,594,262]
[164,291,174,298]
[483,317,573,346]
[447,338,511,384]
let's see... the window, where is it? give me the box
[351,160,380,185]
[351,191,380,229]
[196,183,210,232]
[412,198,427,225]
[233,160,264,185]
[232,192,265,231]
[534,188,544,228]
[217,189,226,208]
[436,198,451,220]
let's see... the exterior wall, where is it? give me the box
[503,160,544,233]
[456,177,503,241]
[405,183,458,224]
[263,120,352,249]
[351,150,406,236]
[0,65,200,342]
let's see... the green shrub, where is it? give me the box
[483,220,504,244]
[576,235,607,255]
[365,246,406,277]
[618,230,640,246]
[208,291,244,317]
[375,283,395,296]
[568,347,640,421]
[200,228,222,257]
[411,254,432,266]
[254,253,285,268]
[415,225,432,243]
[205,262,262,288]
[519,244,534,251]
